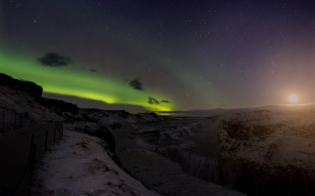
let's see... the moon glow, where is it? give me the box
[289,95,298,103]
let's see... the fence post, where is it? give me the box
[59,125,61,140]
[29,134,34,159]
[20,113,22,127]
[14,112,16,132]
[45,130,48,151]
[2,111,4,136]
[27,143,37,194]
[54,126,56,143]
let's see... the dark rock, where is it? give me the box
[109,122,121,130]
[118,111,129,118]
[41,98,78,114]
[84,108,105,113]
[0,73,43,97]
[94,128,115,153]
[1,184,15,196]
[83,126,131,174]
[252,125,275,137]
[223,121,250,140]
[79,113,97,122]
[0,73,18,86]
[85,126,115,154]
[230,160,315,196]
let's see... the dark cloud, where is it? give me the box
[89,68,98,72]
[128,78,143,91]
[160,100,170,103]
[148,97,159,104]
[37,53,72,67]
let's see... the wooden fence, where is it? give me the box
[0,110,27,136]
[2,122,64,196]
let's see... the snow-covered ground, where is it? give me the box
[29,115,245,196]
[31,124,161,196]
[7,78,313,195]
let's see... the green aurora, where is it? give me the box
[0,50,175,111]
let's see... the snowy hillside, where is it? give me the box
[0,74,249,195]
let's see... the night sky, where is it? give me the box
[1,0,314,113]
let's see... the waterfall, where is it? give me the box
[156,147,219,183]
[134,121,220,184]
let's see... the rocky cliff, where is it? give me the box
[0,73,43,98]
[217,110,315,195]
[0,73,82,121]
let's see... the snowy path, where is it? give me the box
[30,126,161,196]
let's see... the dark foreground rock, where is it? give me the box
[40,97,78,116]
[0,73,43,98]
[221,159,315,196]
[218,111,315,196]
[77,124,131,175]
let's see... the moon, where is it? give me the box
[289,95,298,103]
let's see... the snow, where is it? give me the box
[31,124,161,196]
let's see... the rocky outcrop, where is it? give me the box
[135,112,163,122]
[0,73,43,98]
[89,126,116,154]
[73,123,131,175]
[41,98,78,116]
[218,111,315,196]
[0,85,64,122]
[220,158,315,196]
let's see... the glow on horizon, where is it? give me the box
[289,95,298,103]
[0,50,175,111]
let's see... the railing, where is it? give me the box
[0,110,27,136]
[2,122,64,196]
